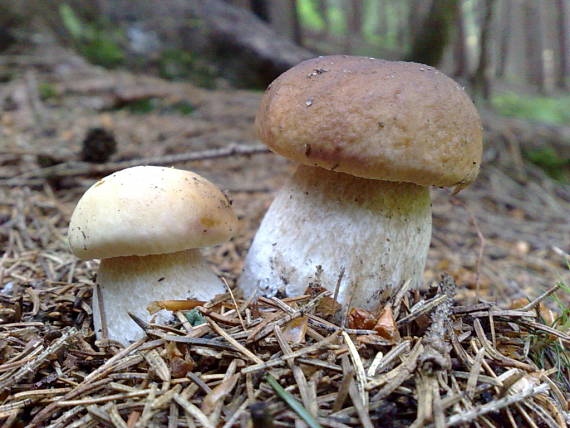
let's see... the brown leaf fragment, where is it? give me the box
[147,299,205,314]
[144,349,171,382]
[348,308,377,331]
[170,356,194,378]
[281,315,308,344]
[510,298,530,309]
[374,306,400,342]
[537,303,557,326]
[315,296,341,318]
[356,335,392,347]
[201,373,239,415]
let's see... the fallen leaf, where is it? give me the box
[147,299,205,314]
[170,357,194,378]
[315,296,341,318]
[282,315,308,344]
[201,374,239,414]
[510,298,530,309]
[347,308,377,330]
[538,303,556,326]
[374,306,400,342]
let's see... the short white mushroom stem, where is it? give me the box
[95,248,225,344]
[239,165,432,312]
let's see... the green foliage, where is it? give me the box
[59,3,124,68]
[114,97,195,116]
[529,279,570,388]
[81,37,124,68]
[157,49,219,88]
[59,4,82,40]
[184,309,206,326]
[297,0,346,35]
[327,2,347,35]
[298,0,325,31]
[158,49,194,80]
[265,374,323,428]
[38,82,58,101]
[492,92,570,126]
[170,100,196,115]
[525,148,569,182]
[120,98,159,115]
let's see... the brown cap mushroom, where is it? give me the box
[256,55,482,188]
[239,55,482,311]
[69,166,238,344]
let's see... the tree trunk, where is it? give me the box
[471,0,496,100]
[316,0,330,37]
[348,0,364,37]
[35,0,314,88]
[407,0,424,42]
[524,0,546,91]
[407,0,459,67]
[556,0,570,88]
[396,1,408,45]
[496,0,512,78]
[251,0,270,22]
[376,0,389,37]
[290,0,303,46]
[453,0,468,77]
[343,0,363,53]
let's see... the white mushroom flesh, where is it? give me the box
[96,248,225,344]
[239,165,432,311]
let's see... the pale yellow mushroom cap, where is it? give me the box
[256,55,483,188]
[68,166,237,259]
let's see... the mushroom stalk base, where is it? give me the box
[239,165,432,312]
[96,249,225,345]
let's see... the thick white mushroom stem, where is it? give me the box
[239,165,432,312]
[95,248,225,344]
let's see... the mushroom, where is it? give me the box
[68,166,237,344]
[239,56,482,311]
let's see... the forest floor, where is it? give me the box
[0,42,569,426]
[1,42,568,302]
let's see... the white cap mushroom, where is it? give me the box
[68,166,238,344]
[239,56,483,312]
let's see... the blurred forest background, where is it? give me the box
[2,0,569,181]
[1,0,569,295]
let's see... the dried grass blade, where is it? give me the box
[442,383,549,427]
[173,393,214,428]
[86,405,112,425]
[151,384,182,410]
[143,349,171,382]
[466,347,487,399]
[206,318,263,364]
[348,381,374,428]
[397,295,448,327]
[370,340,423,400]
[274,325,313,415]
[108,405,129,428]
[342,331,368,408]
[84,337,146,383]
[201,373,239,415]
[473,319,535,370]
[265,374,322,428]
[332,356,353,413]
[221,398,249,428]
[0,327,77,392]
[55,390,151,406]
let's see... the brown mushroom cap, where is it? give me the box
[68,166,238,260]
[256,55,483,187]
